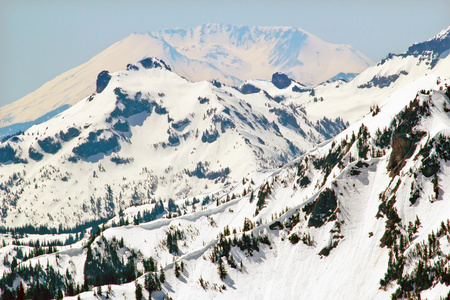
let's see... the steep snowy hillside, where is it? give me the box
[297,26,450,124]
[1,75,449,299]
[0,58,346,229]
[0,24,372,129]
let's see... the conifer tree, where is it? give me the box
[135,281,143,300]
[174,262,181,277]
[160,267,166,283]
[145,273,159,298]
[17,282,25,300]
[57,289,64,300]
[1,288,14,300]
[218,258,228,280]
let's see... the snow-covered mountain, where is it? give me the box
[0,24,372,130]
[0,58,346,229]
[1,74,449,299]
[152,24,372,85]
[277,26,450,124]
[1,25,450,300]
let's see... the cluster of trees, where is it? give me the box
[254,182,272,216]
[356,124,370,159]
[84,235,140,287]
[208,223,271,282]
[0,261,76,300]
[380,218,450,299]
[377,182,402,248]
[312,134,354,185]
[144,267,165,298]
[166,227,185,255]
[0,217,107,236]
[302,188,338,228]
[128,200,165,226]
[288,232,314,246]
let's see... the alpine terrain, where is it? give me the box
[0,26,449,300]
[0,24,371,132]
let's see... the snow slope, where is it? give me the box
[0,24,372,128]
[280,26,450,124]
[2,74,449,299]
[0,58,346,228]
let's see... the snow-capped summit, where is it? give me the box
[0,24,372,130]
[1,74,449,300]
[289,26,450,125]
[0,58,346,228]
[153,24,372,85]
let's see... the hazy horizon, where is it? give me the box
[0,0,448,108]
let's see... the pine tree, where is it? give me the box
[180,261,185,273]
[160,267,166,283]
[17,282,25,300]
[57,289,64,300]
[135,281,143,300]
[145,273,159,298]
[432,173,439,199]
[218,258,228,280]
[174,262,181,277]
[1,288,14,300]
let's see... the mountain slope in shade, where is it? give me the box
[0,58,346,228]
[1,75,449,299]
[0,24,372,128]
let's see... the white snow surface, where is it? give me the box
[1,73,449,300]
[0,59,348,228]
[0,24,372,128]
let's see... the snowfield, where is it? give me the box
[1,74,450,299]
[0,26,449,300]
[0,24,372,129]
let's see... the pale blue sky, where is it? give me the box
[0,0,449,108]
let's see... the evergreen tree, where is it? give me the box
[218,258,228,280]
[1,289,14,300]
[160,267,166,283]
[145,273,159,298]
[180,261,185,273]
[17,282,25,300]
[135,281,143,300]
[174,262,181,278]
[57,289,64,300]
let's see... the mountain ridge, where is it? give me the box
[0,57,347,228]
[1,74,449,299]
[0,24,372,129]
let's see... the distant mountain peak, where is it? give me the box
[0,24,372,130]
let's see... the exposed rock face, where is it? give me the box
[271,72,292,89]
[138,58,171,71]
[37,137,62,154]
[0,144,16,163]
[96,71,111,93]
[239,83,261,94]
[72,130,119,159]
